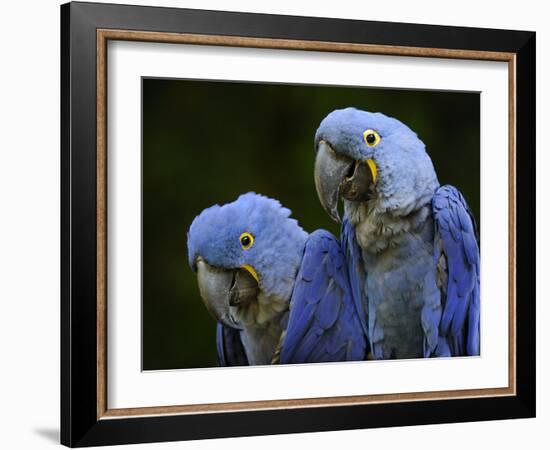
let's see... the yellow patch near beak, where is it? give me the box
[241,264,260,283]
[366,158,377,183]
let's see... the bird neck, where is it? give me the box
[345,198,435,255]
[232,291,289,365]
[232,290,289,328]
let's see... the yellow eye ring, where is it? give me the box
[239,232,254,250]
[363,129,381,147]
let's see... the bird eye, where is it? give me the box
[239,232,254,250]
[363,129,381,147]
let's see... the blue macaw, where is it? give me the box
[313,107,480,359]
[187,193,366,366]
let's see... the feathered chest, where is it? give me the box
[347,201,441,359]
[232,291,289,365]
[345,201,433,253]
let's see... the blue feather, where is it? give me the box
[280,230,367,364]
[317,281,342,330]
[434,337,451,357]
[282,302,317,357]
[433,185,480,356]
[216,323,249,367]
[341,219,369,337]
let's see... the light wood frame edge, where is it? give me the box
[96,29,517,420]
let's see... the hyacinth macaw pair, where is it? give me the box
[187,107,480,366]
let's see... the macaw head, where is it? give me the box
[187,192,308,329]
[314,107,439,222]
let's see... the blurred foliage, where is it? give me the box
[142,79,480,370]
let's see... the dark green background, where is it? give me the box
[142,79,480,370]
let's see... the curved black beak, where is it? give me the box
[195,258,258,329]
[314,141,353,223]
[314,140,376,223]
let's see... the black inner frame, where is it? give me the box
[61,2,536,447]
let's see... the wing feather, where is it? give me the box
[216,322,249,366]
[432,185,480,356]
[341,219,368,337]
[280,230,367,363]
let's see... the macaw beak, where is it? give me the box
[314,140,377,223]
[195,258,258,330]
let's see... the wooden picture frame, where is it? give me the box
[61,1,535,446]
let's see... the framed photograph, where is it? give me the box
[61,1,535,447]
